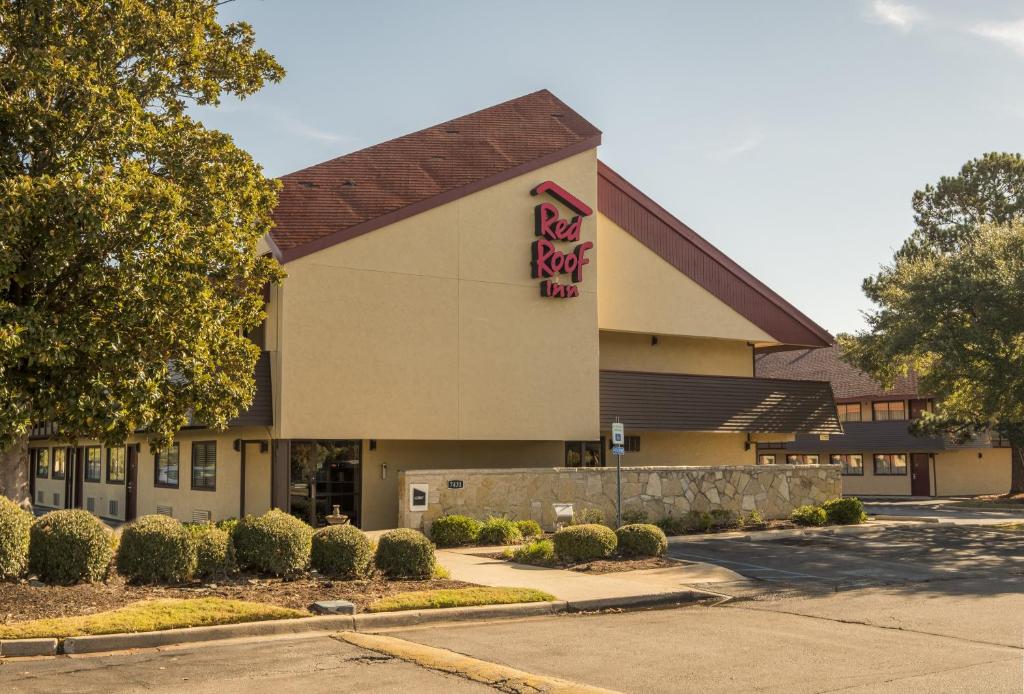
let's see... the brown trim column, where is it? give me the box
[271,439,290,511]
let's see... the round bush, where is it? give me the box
[0,496,32,579]
[477,517,522,546]
[430,515,482,548]
[29,509,114,584]
[232,509,313,576]
[552,523,617,563]
[117,515,196,583]
[311,524,373,578]
[187,524,234,578]
[514,519,543,539]
[615,524,668,558]
[822,497,866,525]
[790,504,827,527]
[374,528,435,578]
[506,538,556,566]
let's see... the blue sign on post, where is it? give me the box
[611,445,625,456]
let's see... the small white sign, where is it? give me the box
[611,445,625,456]
[409,483,429,511]
[611,422,625,446]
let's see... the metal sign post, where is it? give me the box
[611,420,625,528]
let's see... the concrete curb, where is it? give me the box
[666,523,885,544]
[2,591,710,658]
[0,638,57,657]
[870,514,942,523]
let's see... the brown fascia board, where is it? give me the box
[278,135,602,264]
[597,160,834,349]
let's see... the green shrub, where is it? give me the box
[29,509,114,584]
[743,510,768,529]
[708,509,741,530]
[571,507,605,526]
[429,515,481,548]
[477,517,522,546]
[657,511,713,536]
[822,497,866,525]
[615,524,668,557]
[552,523,617,563]
[374,528,436,579]
[504,539,556,566]
[514,519,543,539]
[215,517,240,536]
[620,508,649,525]
[311,524,373,578]
[232,510,313,576]
[117,515,196,583]
[791,504,827,527]
[187,524,234,578]
[0,497,31,580]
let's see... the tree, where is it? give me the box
[841,153,1024,495]
[0,0,285,504]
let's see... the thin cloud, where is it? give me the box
[281,116,350,144]
[709,129,764,162]
[867,1,925,31]
[971,18,1024,56]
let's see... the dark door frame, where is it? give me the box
[236,439,270,519]
[125,444,139,522]
[71,447,83,509]
[910,452,931,496]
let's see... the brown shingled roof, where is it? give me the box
[755,345,921,400]
[271,89,602,261]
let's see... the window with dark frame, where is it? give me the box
[565,441,604,467]
[52,447,66,480]
[84,446,102,482]
[155,443,180,488]
[191,441,217,491]
[758,454,776,465]
[785,454,819,465]
[831,454,864,476]
[872,400,906,421]
[107,446,126,484]
[837,403,861,422]
[35,448,49,478]
[873,453,908,475]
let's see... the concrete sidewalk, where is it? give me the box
[436,546,739,604]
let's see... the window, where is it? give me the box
[155,443,180,488]
[837,403,861,422]
[785,454,820,465]
[758,454,776,465]
[872,401,906,421]
[52,448,66,480]
[565,441,603,468]
[84,446,101,482]
[191,441,217,491]
[34,448,49,478]
[107,446,126,484]
[873,454,908,475]
[831,454,864,476]
[610,436,641,452]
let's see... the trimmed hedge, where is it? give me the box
[615,524,668,558]
[552,523,617,563]
[506,538,556,566]
[0,497,31,580]
[374,528,436,578]
[117,515,196,583]
[658,510,712,536]
[791,504,827,527]
[232,509,313,576]
[311,524,373,578]
[430,515,481,548]
[822,497,866,525]
[514,519,543,539]
[29,509,114,584]
[477,517,522,546]
[188,523,234,578]
[708,509,741,530]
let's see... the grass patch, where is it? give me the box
[0,598,306,641]
[997,522,1024,531]
[366,587,555,613]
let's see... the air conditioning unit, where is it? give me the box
[109,500,119,517]
[192,510,212,524]
[156,505,173,517]
[86,497,95,513]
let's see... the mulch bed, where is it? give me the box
[0,573,473,624]
[568,557,678,574]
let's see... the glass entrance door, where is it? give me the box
[564,440,605,467]
[289,440,362,527]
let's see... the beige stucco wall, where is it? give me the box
[599,331,753,376]
[599,431,754,467]
[596,214,775,344]
[934,449,1011,496]
[277,149,600,442]
[29,445,127,520]
[399,464,842,531]
[360,439,564,530]
[30,447,67,511]
[840,465,912,496]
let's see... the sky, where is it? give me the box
[200,0,1024,336]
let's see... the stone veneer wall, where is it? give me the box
[398,465,842,531]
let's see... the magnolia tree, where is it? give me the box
[841,153,1024,494]
[0,0,284,503]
